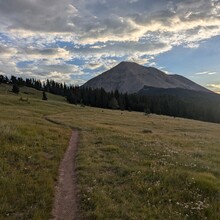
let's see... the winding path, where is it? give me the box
[51,130,79,220]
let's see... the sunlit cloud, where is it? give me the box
[207,84,220,89]
[0,0,220,87]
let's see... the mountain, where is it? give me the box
[138,86,219,103]
[139,86,214,97]
[83,61,211,94]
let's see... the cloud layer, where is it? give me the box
[0,0,220,88]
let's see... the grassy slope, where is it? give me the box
[1,84,220,219]
[49,102,220,219]
[0,85,73,219]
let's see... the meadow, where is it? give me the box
[0,84,220,219]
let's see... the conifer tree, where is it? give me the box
[12,84,19,94]
[42,91,48,100]
[109,97,119,109]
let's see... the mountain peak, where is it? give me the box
[83,61,211,94]
[118,61,140,65]
[114,61,143,69]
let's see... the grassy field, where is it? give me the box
[0,84,220,219]
[0,85,72,219]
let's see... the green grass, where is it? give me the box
[48,106,220,219]
[0,84,66,103]
[0,85,72,219]
[1,84,220,219]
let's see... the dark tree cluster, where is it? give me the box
[0,75,67,96]
[66,87,126,110]
[66,86,220,123]
[1,74,220,124]
[44,79,68,96]
[0,75,43,90]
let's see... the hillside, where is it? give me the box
[1,84,220,219]
[83,62,211,94]
[0,84,71,219]
[0,83,66,103]
[139,86,220,104]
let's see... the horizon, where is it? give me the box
[0,0,220,93]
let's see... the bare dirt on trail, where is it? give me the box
[51,130,79,220]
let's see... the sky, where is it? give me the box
[0,0,220,93]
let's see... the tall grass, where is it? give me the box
[1,84,220,219]
[48,108,220,219]
[0,86,71,219]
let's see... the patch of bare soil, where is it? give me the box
[51,130,79,220]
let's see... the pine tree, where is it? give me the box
[144,107,151,115]
[109,97,119,109]
[42,91,48,100]
[12,84,19,94]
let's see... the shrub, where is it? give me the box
[12,84,19,94]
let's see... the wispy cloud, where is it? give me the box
[195,71,217,75]
[207,84,220,89]
[206,84,220,94]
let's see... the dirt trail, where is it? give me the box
[51,130,79,220]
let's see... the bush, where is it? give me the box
[142,129,152,133]
[12,84,19,94]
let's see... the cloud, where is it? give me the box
[20,47,71,61]
[14,62,83,84]
[68,0,220,45]
[0,44,17,58]
[195,71,217,75]
[0,0,76,33]
[0,43,71,61]
[127,54,150,65]
[0,0,220,86]
[1,0,220,45]
[207,84,220,89]
[86,62,103,70]
[206,83,220,94]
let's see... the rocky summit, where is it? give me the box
[83,61,211,94]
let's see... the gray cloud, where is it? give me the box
[70,0,220,44]
[1,0,219,41]
[0,0,75,32]
[0,0,220,84]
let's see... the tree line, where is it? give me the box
[1,74,220,123]
[66,86,220,123]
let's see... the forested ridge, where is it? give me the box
[1,74,220,123]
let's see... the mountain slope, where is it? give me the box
[83,62,211,94]
[139,86,218,99]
